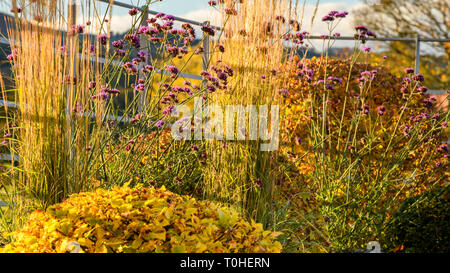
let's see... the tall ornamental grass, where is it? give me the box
[1,0,215,240]
[8,0,78,207]
[202,0,304,225]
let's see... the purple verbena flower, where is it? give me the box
[314,80,324,86]
[355,25,368,32]
[129,8,138,16]
[137,50,147,62]
[207,85,216,92]
[437,144,448,153]
[325,84,335,90]
[335,11,348,18]
[403,77,412,83]
[377,105,386,116]
[137,26,149,35]
[112,39,124,49]
[255,179,263,187]
[124,34,140,48]
[91,92,109,100]
[404,67,414,74]
[108,88,120,95]
[217,71,228,81]
[190,144,199,151]
[135,84,145,91]
[162,14,175,21]
[417,86,428,93]
[194,46,204,54]
[155,120,164,128]
[115,49,126,57]
[123,62,138,75]
[322,15,334,22]
[412,74,424,82]
[201,24,215,36]
[167,65,179,78]
[88,81,96,90]
[328,76,343,84]
[7,49,18,61]
[362,104,369,115]
[162,105,175,115]
[217,44,225,53]
[11,7,22,13]
[69,24,85,35]
[98,34,108,45]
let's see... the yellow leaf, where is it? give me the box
[195,242,207,252]
[123,180,132,188]
[270,232,283,238]
[172,244,187,253]
[131,238,143,249]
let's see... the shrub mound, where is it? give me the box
[0,185,282,253]
[279,56,448,193]
[276,56,448,251]
[383,185,450,253]
[280,56,447,178]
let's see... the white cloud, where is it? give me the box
[181,8,222,26]
[108,14,134,34]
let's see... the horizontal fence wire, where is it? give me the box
[307,35,450,42]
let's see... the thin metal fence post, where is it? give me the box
[202,21,211,75]
[415,35,421,74]
[202,21,210,109]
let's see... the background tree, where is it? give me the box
[354,0,449,39]
[353,0,449,91]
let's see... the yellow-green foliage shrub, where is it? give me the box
[0,185,282,253]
